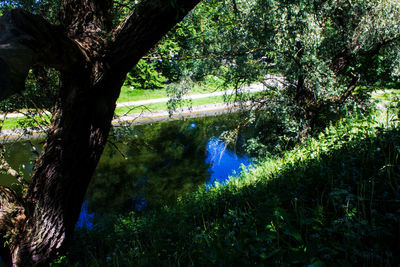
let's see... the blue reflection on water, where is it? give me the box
[205,138,252,187]
[76,202,93,229]
[76,137,252,228]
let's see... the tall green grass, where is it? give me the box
[62,109,400,266]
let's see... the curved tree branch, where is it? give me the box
[106,0,201,75]
[0,9,86,101]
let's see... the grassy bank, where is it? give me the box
[62,108,400,266]
[116,81,228,103]
[0,114,51,131]
[0,95,229,130]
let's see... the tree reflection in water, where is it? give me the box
[85,118,211,217]
[206,137,251,187]
[84,114,252,218]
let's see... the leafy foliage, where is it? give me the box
[124,59,166,89]
[0,0,62,21]
[143,0,400,138]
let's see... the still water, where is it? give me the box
[205,137,252,187]
[0,115,252,228]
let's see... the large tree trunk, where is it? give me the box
[0,0,201,265]
[10,73,115,266]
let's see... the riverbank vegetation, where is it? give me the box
[62,103,400,266]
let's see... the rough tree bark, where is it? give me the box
[0,0,201,265]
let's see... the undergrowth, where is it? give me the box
[64,111,400,266]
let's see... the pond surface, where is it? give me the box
[0,115,253,228]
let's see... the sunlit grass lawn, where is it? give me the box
[1,95,228,129]
[1,115,50,130]
[117,82,228,103]
[114,91,262,116]
[117,86,167,103]
[115,95,227,116]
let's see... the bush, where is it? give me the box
[124,59,166,90]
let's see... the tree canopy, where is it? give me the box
[143,0,400,144]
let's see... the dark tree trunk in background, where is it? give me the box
[0,0,201,265]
